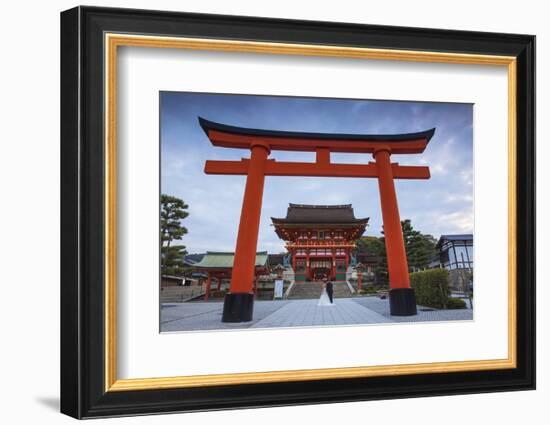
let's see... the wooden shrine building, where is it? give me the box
[272,204,368,282]
[193,251,269,301]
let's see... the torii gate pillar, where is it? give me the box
[221,144,269,322]
[374,148,417,315]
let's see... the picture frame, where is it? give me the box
[60,5,535,419]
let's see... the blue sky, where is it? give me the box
[161,92,473,254]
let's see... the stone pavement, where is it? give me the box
[161,300,290,332]
[352,296,473,323]
[161,296,473,332]
[251,299,392,328]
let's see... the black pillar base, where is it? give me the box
[389,288,417,316]
[222,293,254,323]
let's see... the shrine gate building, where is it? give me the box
[272,204,368,282]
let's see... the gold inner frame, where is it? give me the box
[104,33,517,392]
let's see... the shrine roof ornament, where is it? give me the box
[199,117,435,154]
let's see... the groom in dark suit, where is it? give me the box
[326,281,334,304]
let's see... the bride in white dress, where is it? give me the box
[318,284,334,306]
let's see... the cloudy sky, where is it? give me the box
[161,92,473,254]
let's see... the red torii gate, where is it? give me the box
[199,117,435,322]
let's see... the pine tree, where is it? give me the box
[355,236,385,256]
[355,236,388,285]
[160,194,189,276]
[400,219,437,271]
[377,234,389,285]
[378,219,436,281]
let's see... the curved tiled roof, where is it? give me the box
[194,251,268,269]
[271,204,369,225]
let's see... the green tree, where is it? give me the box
[400,219,437,271]
[375,219,436,282]
[355,236,388,286]
[355,236,385,256]
[162,246,188,276]
[160,194,189,276]
[376,235,389,285]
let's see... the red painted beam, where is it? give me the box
[206,130,430,154]
[266,160,380,177]
[391,164,431,179]
[316,148,331,165]
[204,159,430,179]
[204,159,249,175]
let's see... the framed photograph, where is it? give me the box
[60,6,535,419]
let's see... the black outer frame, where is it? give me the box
[60,6,535,419]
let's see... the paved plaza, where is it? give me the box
[160,296,473,332]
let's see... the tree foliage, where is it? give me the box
[160,194,189,276]
[400,219,437,272]
[355,236,385,256]
[355,236,388,285]
[355,219,437,284]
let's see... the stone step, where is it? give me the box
[287,282,352,299]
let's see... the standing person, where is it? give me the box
[326,281,334,304]
[318,283,334,306]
